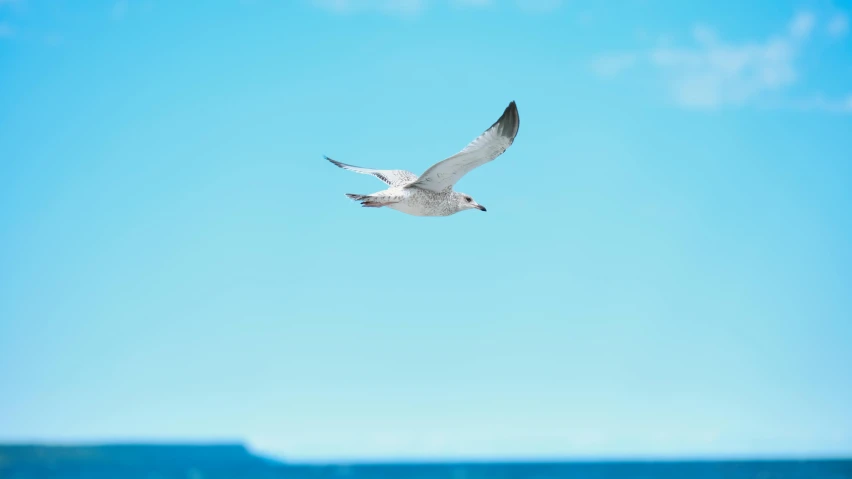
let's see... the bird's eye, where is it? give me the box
[465,197,472,203]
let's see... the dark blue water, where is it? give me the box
[4,460,852,479]
[2,446,850,479]
[291,461,852,479]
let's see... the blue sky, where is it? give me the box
[1,0,851,463]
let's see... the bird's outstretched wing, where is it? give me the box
[325,156,418,187]
[408,101,519,193]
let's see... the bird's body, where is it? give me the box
[345,186,475,217]
[325,101,520,217]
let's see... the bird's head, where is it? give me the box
[456,192,486,212]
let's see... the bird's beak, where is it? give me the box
[477,204,486,212]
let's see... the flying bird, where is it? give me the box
[325,101,520,217]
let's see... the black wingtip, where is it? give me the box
[495,100,519,139]
[324,155,343,168]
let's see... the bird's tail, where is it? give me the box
[345,193,394,208]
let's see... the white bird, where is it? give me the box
[325,101,520,217]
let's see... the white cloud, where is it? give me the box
[452,0,493,7]
[312,0,562,15]
[790,94,852,113]
[591,53,638,77]
[649,30,799,109]
[789,11,815,39]
[0,22,14,38]
[516,0,562,13]
[591,10,850,113]
[827,12,849,38]
[691,24,718,45]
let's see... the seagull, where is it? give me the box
[325,101,520,217]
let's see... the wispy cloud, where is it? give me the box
[591,53,637,77]
[452,0,493,7]
[109,0,155,21]
[312,0,560,15]
[515,0,562,13]
[648,23,800,109]
[112,0,129,20]
[592,11,852,113]
[789,94,852,113]
[827,12,849,38]
[312,0,426,16]
[789,11,815,39]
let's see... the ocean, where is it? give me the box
[5,460,852,479]
[1,445,850,479]
[285,461,852,479]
